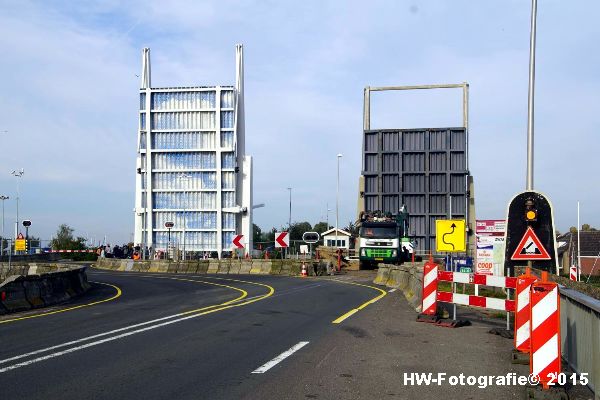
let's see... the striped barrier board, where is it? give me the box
[514,275,538,353]
[421,261,439,315]
[569,265,577,281]
[529,280,561,389]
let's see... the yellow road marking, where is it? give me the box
[0,282,122,325]
[331,280,387,324]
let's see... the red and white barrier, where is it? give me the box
[514,270,538,353]
[436,291,515,312]
[569,265,578,282]
[421,260,439,315]
[437,271,517,289]
[529,274,561,389]
[44,250,96,253]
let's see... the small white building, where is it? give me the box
[321,228,351,249]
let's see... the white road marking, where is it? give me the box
[0,306,233,373]
[388,288,397,293]
[251,341,309,374]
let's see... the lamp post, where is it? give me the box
[336,154,343,250]
[0,195,8,256]
[326,203,331,228]
[286,187,292,259]
[287,187,292,229]
[178,173,192,261]
[12,169,24,243]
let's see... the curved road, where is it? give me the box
[0,268,384,399]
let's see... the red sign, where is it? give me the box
[232,235,244,249]
[275,232,289,248]
[476,220,506,235]
[511,227,551,260]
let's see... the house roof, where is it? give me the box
[558,231,600,257]
[321,228,351,237]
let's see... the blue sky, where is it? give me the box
[0,0,598,244]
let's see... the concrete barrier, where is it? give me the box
[229,260,242,274]
[93,258,326,278]
[259,260,273,274]
[217,260,230,274]
[207,260,220,274]
[373,266,391,285]
[196,261,209,274]
[239,260,252,274]
[1,278,31,312]
[375,263,425,312]
[249,260,262,274]
[0,266,90,315]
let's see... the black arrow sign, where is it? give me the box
[442,223,456,250]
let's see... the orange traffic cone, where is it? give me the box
[301,263,308,277]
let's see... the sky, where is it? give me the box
[0,0,598,244]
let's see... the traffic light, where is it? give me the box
[525,197,537,222]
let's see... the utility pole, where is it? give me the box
[336,154,343,250]
[12,169,24,250]
[0,195,8,256]
[526,0,537,190]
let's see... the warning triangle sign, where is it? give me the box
[511,226,551,260]
[17,233,24,240]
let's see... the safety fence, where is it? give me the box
[415,259,564,393]
[559,286,600,395]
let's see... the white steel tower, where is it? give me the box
[134,45,253,258]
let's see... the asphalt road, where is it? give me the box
[0,269,382,400]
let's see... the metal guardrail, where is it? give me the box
[559,286,600,396]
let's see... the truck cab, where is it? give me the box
[358,206,413,269]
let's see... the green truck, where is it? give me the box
[358,205,414,269]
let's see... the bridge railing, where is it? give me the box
[559,286,600,395]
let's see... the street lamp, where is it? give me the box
[0,195,8,256]
[11,169,24,243]
[178,173,192,261]
[336,154,343,251]
[287,187,292,229]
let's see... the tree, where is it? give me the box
[582,224,591,231]
[344,220,359,237]
[50,224,87,250]
[252,223,262,246]
[569,226,577,234]
[313,221,330,235]
[289,221,312,241]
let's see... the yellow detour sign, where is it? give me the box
[435,219,466,252]
[15,239,26,251]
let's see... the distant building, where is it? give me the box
[556,231,600,276]
[134,46,253,258]
[321,228,351,249]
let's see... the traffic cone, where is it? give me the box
[301,263,308,277]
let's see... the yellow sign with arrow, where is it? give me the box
[435,219,466,252]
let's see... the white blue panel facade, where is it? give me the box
[134,45,252,257]
[135,87,237,254]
